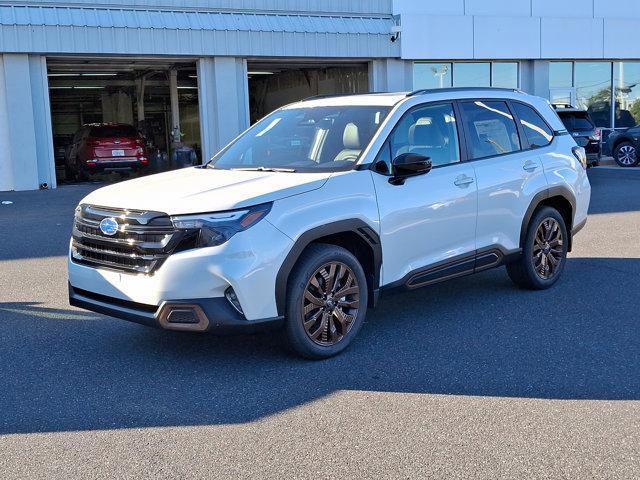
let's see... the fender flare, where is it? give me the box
[520,186,577,249]
[274,219,382,316]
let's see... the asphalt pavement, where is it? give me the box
[0,168,639,479]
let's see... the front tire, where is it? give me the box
[284,243,368,359]
[614,141,639,167]
[507,206,568,290]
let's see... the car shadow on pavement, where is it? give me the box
[0,257,638,435]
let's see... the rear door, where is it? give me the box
[459,99,550,254]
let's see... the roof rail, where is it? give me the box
[406,87,522,97]
[302,92,379,101]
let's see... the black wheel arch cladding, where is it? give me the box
[275,220,382,316]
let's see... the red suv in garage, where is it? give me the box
[66,123,149,181]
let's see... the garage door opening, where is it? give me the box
[247,62,369,123]
[47,57,201,184]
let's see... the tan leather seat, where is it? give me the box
[333,123,361,162]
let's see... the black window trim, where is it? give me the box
[508,99,556,151]
[369,100,467,176]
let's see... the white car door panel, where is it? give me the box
[473,151,547,252]
[459,99,550,254]
[373,165,478,285]
[371,102,478,287]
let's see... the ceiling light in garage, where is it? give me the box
[81,73,118,76]
[247,71,274,75]
[178,86,198,89]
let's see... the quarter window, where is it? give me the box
[511,103,554,148]
[460,101,521,159]
[388,103,460,168]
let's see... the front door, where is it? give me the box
[371,102,478,286]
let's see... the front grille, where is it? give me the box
[71,204,182,274]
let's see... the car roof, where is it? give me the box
[286,88,535,108]
[280,88,567,132]
[282,92,407,108]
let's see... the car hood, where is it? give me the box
[79,167,332,215]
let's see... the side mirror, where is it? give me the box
[390,153,432,185]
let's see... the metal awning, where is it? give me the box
[0,5,398,58]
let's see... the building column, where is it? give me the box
[369,59,414,93]
[0,54,55,191]
[197,57,249,163]
[520,60,551,99]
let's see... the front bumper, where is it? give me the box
[69,283,283,333]
[68,219,293,321]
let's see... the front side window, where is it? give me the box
[210,105,389,172]
[388,103,461,168]
[460,101,521,159]
[512,103,554,148]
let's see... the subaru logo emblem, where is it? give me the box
[99,217,119,236]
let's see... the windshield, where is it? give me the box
[209,105,390,172]
[90,125,139,138]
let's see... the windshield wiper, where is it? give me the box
[231,166,296,173]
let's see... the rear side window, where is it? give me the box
[512,103,554,148]
[558,111,595,131]
[89,125,139,138]
[460,101,520,160]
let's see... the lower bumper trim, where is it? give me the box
[69,284,283,333]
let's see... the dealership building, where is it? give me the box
[1,0,640,191]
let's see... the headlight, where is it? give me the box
[171,203,272,247]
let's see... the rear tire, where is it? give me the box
[613,141,639,167]
[284,243,368,359]
[507,206,568,290]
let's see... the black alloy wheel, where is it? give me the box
[301,261,360,346]
[285,243,368,359]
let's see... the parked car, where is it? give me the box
[554,105,601,167]
[66,123,149,181]
[606,126,640,167]
[68,88,591,359]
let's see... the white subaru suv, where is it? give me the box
[69,88,591,358]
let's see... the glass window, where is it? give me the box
[389,103,460,167]
[211,105,390,172]
[550,62,573,89]
[575,62,612,128]
[89,125,139,138]
[460,101,521,159]
[453,63,490,87]
[557,111,595,131]
[413,63,452,89]
[492,63,518,88]
[614,61,640,128]
[511,103,554,148]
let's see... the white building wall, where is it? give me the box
[395,0,640,60]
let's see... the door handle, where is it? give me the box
[454,175,475,187]
[523,160,538,172]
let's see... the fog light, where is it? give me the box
[225,287,244,315]
[157,303,209,331]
